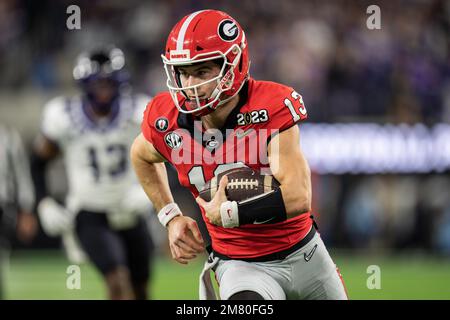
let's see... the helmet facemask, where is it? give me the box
[162,44,243,117]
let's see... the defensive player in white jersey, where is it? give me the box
[31,47,154,300]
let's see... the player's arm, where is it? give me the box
[31,134,60,204]
[30,133,75,236]
[9,129,38,243]
[267,124,311,218]
[197,125,311,227]
[130,133,172,209]
[31,134,73,236]
[130,133,205,264]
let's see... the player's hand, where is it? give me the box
[196,175,228,227]
[37,197,73,236]
[167,215,205,264]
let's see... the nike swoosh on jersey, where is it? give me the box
[235,129,253,139]
[253,217,275,225]
[304,244,318,262]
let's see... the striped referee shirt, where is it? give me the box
[0,125,35,223]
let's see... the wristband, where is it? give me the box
[220,201,239,228]
[158,203,183,227]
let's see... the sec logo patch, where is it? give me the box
[165,131,183,149]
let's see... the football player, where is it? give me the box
[31,47,154,300]
[131,10,347,300]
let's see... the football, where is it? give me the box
[198,167,280,202]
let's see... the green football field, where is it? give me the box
[4,249,450,300]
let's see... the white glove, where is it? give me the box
[107,184,154,230]
[37,197,73,236]
[120,184,154,217]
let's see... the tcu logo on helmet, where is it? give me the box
[164,132,183,149]
[218,19,239,42]
[155,117,169,132]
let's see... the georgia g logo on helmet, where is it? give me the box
[218,19,240,42]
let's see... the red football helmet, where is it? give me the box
[162,10,250,117]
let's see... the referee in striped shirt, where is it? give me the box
[0,125,38,299]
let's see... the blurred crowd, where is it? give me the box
[1,0,449,123]
[0,0,449,254]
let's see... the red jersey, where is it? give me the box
[141,78,313,259]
